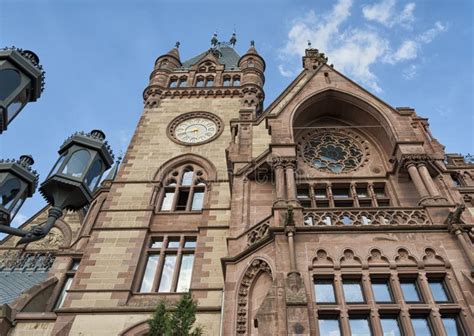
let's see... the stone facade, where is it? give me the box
[0,37,473,336]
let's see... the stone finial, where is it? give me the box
[211,32,218,47]
[230,32,237,47]
[175,41,180,49]
[250,40,255,47]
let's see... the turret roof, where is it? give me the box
[180,44,241,70]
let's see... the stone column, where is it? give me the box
[327,183,335,208]
[285,161,297,201]
[417,163,440,197]
[367,182,378,207]
[287,228,297,272]
[350,183,360,207]
[451,225,474,272]
[274,163,286,201]
[406,162,430,199]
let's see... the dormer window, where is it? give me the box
[178,76,188,88]
[232,76,240,86]
[205,76,214,87]
[169,78,178,88]
[196,77,205,87]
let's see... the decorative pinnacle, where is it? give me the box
[19,155,35,167]
[307,40,312,48]
[230,32,237,47]
[175,41,180,49]
[250,40,255,47]
[211,32,218,47]
[90,129,106,141]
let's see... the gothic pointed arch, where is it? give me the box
[153,153,217,182]
[236,257,274,335]
[290,88,398,156]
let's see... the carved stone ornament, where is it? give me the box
[28,227,65,250]
[285,272,307,305]
[297,129,369,174]
[247,219,270,246]
[237,259,272,334]
[400,154,433,169]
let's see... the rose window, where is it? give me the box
[300,131,366,173]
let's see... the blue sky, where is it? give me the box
[1,0,473,227]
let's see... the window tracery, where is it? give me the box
[157,164,206,212]
[299,130,367,174]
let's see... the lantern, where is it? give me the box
[0,47,45,133]
[0,155,38,234]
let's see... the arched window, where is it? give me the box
[196,77,205,87]
[232,76,240,86]
[223,76,231,87]
[169,78,178,88]
[158,164,207,212]
[205,76,214,87]
[178,76,188,88]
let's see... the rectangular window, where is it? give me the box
[371,279,394,303]
[139,254,159,292]
[380,316,402,336]
[139,236,196,293]
[400,279,422,303]
[314,188,327,199]
[411,317,433,336]
[160,191,175,211]
[428,278,450,302]
[318,316,341,336]
[333,187,350,198]
[314,279,336,303]
[442,316,464,336]
[176,254,195,292]
[349,316,372,336]
[191,190,204,210]
[158,254,177,292]
[356,187,369,198]
[343,280,365,303]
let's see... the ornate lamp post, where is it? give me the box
[0,47,45,133]
[0,155,39,234]
[0,130,114,245]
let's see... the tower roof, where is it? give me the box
[180,44,241,70]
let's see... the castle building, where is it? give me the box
[0,34,473,335]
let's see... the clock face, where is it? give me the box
[174,117,218,144]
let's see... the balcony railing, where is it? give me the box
[303,208,431,226]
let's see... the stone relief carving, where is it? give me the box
[340,249,362,267]
[395,248,418,267]
[367,248,390,266]
[28,227,65,250]
[237,259,272,335]
[247,219,270,246]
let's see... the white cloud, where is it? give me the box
[402,64,418,79]
[385,40,418,64]
[278,0,448,92]
[362,0,415,28]
[418,21,447,43]
[362,0,395,25]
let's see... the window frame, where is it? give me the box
[399,277,424,303]
[137,235,196,293]
[313,277,337,304]
[427,276,452,303]
[157,164,207,213]
[53,259,81,310]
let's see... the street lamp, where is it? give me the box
[0,47,45,133]
[0,155,39,234]
[0,130,114,245]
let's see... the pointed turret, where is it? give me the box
[238,40,265,87]
[154,41,182,69]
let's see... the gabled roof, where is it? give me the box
[180,44,240,70]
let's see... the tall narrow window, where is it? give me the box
[169,78,177,88]
[139,236,196,293]
[157,164,207,212]
[178,77,188,87]
[205,76,214,87]
[371,279,394,303]
[55,260,80,310]
[223,76,231,86]
[232,76,240,86]
[380,316,402,336]
[196,77,204,87]
[427,278,451,302]
[441,316,464,336]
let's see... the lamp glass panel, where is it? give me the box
[84,157,104,191]
[49,154,67,177]
[0,178,22,209]
[62,149,91,178]
[0,68,21,100]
